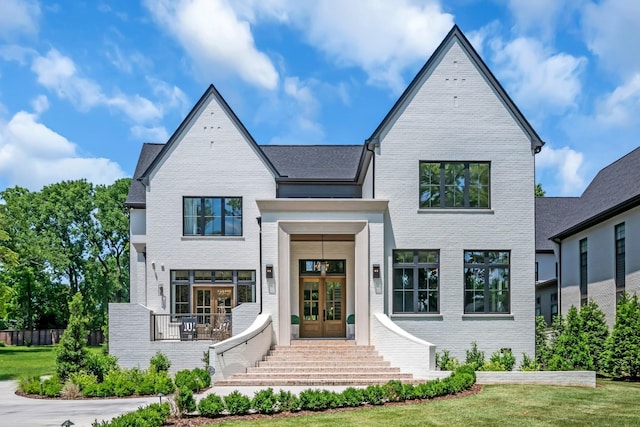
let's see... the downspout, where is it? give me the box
[257,217,263,314]
[365,139,377,198]
[143,251,148,307]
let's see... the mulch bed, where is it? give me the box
[165,384,483,426]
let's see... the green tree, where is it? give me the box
[535,183,546,197]
[605,293,640,378]
[535,315,550,367]
[580,300,609,373]
[56,292,89,380]
[0,208,18,320]
[548,306,594,371]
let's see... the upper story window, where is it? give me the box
[420,162,490,209]
[183,197,242,236]
[615,223,625,295]
[579,238,588,306]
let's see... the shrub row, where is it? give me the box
[92,403,170,427]
[437,342,518,372]
[195,367,475,419]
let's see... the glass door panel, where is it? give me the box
[299,278,345,338]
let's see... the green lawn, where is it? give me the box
[0,345,104,380]
[210,379,640,427]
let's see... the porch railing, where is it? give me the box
[151,313,232,341]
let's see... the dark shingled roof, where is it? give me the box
[259,145,364,180]
[539,146,640,244]
[536,197,580,250]
[126,143,164,207]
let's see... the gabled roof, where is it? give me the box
[125,143,164,208]
[366,25,545,154]
[139,84,280,183]
[260,145,364,180]
[550,146,640,241]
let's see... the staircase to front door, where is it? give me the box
[214,340,414,386]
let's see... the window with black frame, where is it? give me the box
[183,197,242,236]
[392,250,439,314]
[464,251,510,314]
[419,162,490,209]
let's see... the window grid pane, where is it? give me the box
[464,250,510,314]
[419,162,490,209]
[183,197,242,236]
[393,250,439,314]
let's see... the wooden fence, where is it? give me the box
[0,329,104,346]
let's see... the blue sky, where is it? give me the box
[0,0,639,196]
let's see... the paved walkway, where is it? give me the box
[0,380,354,427]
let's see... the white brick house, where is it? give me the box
[110,26,543,377]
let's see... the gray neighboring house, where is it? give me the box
[536,147,640,326]
[110,25,543,377]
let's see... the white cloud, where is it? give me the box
[489,36,586,112]
[131,125,169,143]
[244,0,454,92]
[537,145,586,195]
[594,73,640,127]
[30,94,49,115]
[582,0,640,77]
[0,105,126,190]
[31,49,189,127]
[143,0,279,90]
[0,0,40,40]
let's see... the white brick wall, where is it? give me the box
[374,39,536,361]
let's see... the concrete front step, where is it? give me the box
[215,341,414,387]
[247,366,402,374]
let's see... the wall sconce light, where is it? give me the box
[372,264,380,279]
[158,283,164,296]
[151,260,156,269]
[266,264,273,279]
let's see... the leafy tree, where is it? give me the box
[547,306,594,371]
[580,300,609,373]
[535,183,546,197]
[605,293,640,379]
[0,208,18,319]
[56,292,88,380]
[535,315,550,367]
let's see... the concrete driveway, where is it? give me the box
[0,380,158,427]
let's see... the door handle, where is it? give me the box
[323,309,326,321]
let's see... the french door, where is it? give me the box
[299,277,345,338]
[194,287,233,324]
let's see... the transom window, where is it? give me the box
[464,251,510,314]
[392,250,439,314]
[420,162,490,208]
[183,197,242,236]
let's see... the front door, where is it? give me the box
[299,278,345,338]
[194,287,233,324]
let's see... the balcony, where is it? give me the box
[151,312,231,341]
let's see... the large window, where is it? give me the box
[183,197,242,236]
[392,250,439,314]
[464,251,510,314]
[615,223,625,300]
[579,238,588,306]
[419,162,490,208]
[170,269,256,315]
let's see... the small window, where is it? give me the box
[194,270,213,282]
[579,238,588,306]
[215,270,233,282]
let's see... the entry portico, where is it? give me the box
[257,199,388,346]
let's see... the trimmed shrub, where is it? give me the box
[403,383,416,400]
[519,353,540,371]
[276,390,300,412]
[340,387,364,407]
[465,341,485,371]
[454,364,477,380]
[134,372,156,396]
[70,371,98,392]
[149,351,171,373]
[605,293,640,378]
[42,375,63,397]
[535,315,550,367]
[299,389,330,411]
[363,385,385,405]
[548,306,594,371]
[92,403,170,427]
[415,379,444,399]
[174,369,196,391]
[84,352,118,382]
[224,390,251,415]
[580,300,609,373]
[252,388,277,414]
[18,376,42,395]
[481,348,516,371]
[320,389,342,409]
[56,292,88,381]
[153,371,175,395]
[383,380,405,402]
[176,387,196,415]
[436,349,461,371]
[192,367,211,389]
[198,393,226,418]
[174,367,210,392]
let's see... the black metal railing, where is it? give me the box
[151,312,231,341]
